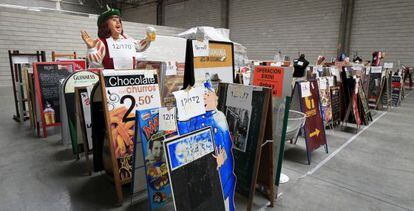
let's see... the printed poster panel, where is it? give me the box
[164,128,226,211]
[102,69,161,182]
[135,108,176,210]
[299,80,327,152]
[252,66,285,97]
[57,59,86,70]
[80,90,93,150]
[318,78,332,125]
[194,41,234,83]
[225,84,253,152]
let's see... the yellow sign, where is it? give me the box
[194,42,233,68]
[310,129,320,138]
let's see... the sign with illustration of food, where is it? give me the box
[100,69,162,198]
[34,62,74,137]
[134,108,176,210]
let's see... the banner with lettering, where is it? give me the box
[101,69,161,184]
[299,80,327,152]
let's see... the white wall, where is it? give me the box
[0,6,184,86]
[350,0,414,66]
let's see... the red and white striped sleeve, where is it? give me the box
[86,39,106,68]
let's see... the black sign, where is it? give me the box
[164,128,225,211]
[34,63,72,126]
[217,83,269,197]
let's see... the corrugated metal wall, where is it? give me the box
[0,6,184,86]
[164,0,224,29]
[350,0,414,66]
[122,3,157,25]
[229,0,342,62]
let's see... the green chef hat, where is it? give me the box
[97,5,121,26]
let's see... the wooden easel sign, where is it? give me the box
[164,127,226,211]
[99,69,162,204]
[217,83,273,210]
[293,80,328,164]
[33,62,74,137]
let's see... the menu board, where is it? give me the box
[391,76,402,106]
[100,69,161,203]
[164,128,226,211]
[33,62,73,137]
[330,86,341,124]
[63,71,99,154]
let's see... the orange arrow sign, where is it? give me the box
[310,129,320,138]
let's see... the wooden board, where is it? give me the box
[164,127,226,211]
[217,83,272,210]
[33,62,74,137]
[292,80,328,164]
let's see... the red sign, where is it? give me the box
[57,59,86,70]
[352,93,361,127]
[299,80,327,152]
[252,66,284,97]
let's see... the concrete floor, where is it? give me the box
[0,85,413,211]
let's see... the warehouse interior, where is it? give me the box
[0,0,413,210]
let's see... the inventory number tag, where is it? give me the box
[159,107,177,131]
[173,87,206,121]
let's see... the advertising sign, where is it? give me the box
[193,41,234,83]
[33,62,74,137]
[134,108,176,210]
[252,66,284,97]
[64,71,99,153]
[100,69,161,203]
[299,80,327,152]
[164,128,226,211]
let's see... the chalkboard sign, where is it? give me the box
[368,71,382,106]
[357,79,372,125]
[330,86,341,124]
[63,71,99,154]
[391,76,402,106]
[217,83,271,203]
[33,62,74,137]
[164,128,225,211]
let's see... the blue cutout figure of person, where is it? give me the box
[177,79,236,211]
